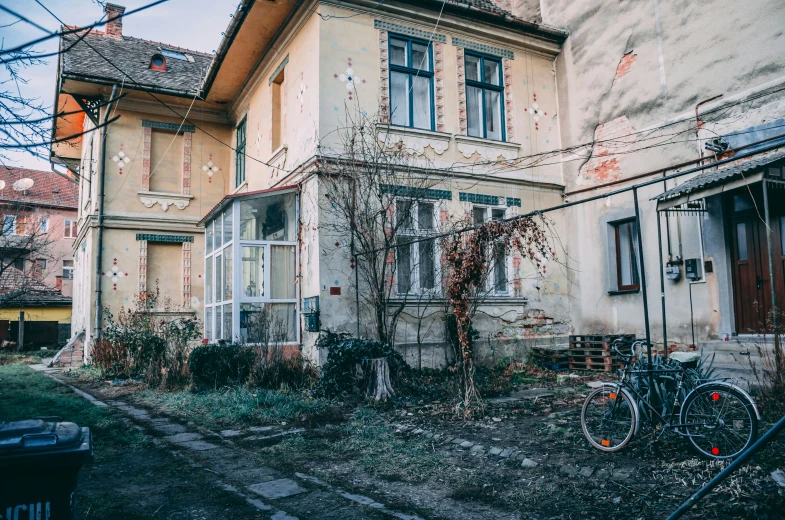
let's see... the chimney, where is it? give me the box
[104,3,126,39]
[55,275,63,293]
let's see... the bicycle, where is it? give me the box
[580,339,761,460]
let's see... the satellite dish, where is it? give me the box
[13,178,34,192]
[0,180,5,190]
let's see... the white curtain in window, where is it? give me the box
[485,90,502,141]
[271,245,295,299]
[412,76,431,130]
[467,86,483,137]
[390,72,409,126]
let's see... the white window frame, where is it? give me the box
[40,218,48,233]
[63,219,76,239]
[395,198,441,296]
[62,259,74,279]
[472,205,510,295]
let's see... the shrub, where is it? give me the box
[314,331,408,397]
[249,352,318,391]
[189,343,256,389]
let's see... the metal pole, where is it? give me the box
[633,187,655,402]
[18,310,24,350]
[762,179,782,364]
[657,211,668,357]
[667,413,785,520]
[355,252,360,338]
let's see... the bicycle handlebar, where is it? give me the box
[611,339,643,364]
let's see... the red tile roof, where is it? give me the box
[0,266,71,305]
[0,166,78,209]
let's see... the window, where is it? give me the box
[64,220,77,238]
[473,207,508,293]
[389,36,434,130]
[150,54,166,71]
[464,53,505,141]
[2,215,16,235]
[40,218,48,233]
[236,118,246,187]
[3,257,24,272]
[613,220,640,291]
[161,49,188,61]
[395,199,437,294]
[33,259,46,280]
[271,66,285,151]
[62,259,74,280]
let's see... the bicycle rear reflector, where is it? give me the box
[609,393,617,399]
[711,447,720,456]
[711,392,721,401]
[601,439,610,447]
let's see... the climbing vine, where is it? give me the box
[443,215,557,415]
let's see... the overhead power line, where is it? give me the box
[0,115,120,148]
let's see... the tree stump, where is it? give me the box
[366,357,395,402]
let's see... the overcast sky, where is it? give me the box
[1,0,234,170]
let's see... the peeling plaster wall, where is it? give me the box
[543,0,785,344]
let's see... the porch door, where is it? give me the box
[730,189,785,333]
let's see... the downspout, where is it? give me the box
[94,84,118,343]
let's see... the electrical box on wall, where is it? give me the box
[685,258,703,281]
[665,265,681,281]
[302,296,320,332]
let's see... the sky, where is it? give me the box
[0,0,235,170]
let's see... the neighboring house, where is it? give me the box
[0,267,72,349]
[0,166,77,349]
[50,3,230,362]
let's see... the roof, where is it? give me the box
[60,29,213,96]
[0,267,72,306]
[0,166,78,209]
[197,185,299,227]
[654,151,785,201]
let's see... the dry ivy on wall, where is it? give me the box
[443,215,556,415]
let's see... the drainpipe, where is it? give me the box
[94,84,118,343]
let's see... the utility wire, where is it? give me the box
[0,115,119,148]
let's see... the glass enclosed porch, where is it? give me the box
[202,188,299,344]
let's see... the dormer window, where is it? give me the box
[161,49,192,62]
[150,54,166,71]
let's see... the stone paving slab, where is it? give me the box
[247,478,308,500]
[178,440,219,451]
[165,432,204,443]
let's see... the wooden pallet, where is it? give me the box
[568,334,635,372]
[531,347,569,363]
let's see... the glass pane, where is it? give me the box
[206,221,214,254]
[390,38,407,67]
[270,303,297,343]
[473,207,486,227]
[205,256,213,304]
[737,222,748,261]
[390,72,410,126]
[242,246,264,298]
[216,253,223,301]
[733,194,754,212]
[412,75,432,130]
[205,307,212,342]
[239,193,296,241]
[240,303,296,343]
[412,42,430,72]
[223,206,233,245]
[396,199,413,230]
[492,208,505,221]
[418,202,434,230]
[223,303,233,342]
[466,86,483,137]
[781,217,785,255]
[216,305,222,339]
[465,54,480,82]
[419,239,435,290]
[271,245,296,299]
[215,213,222,247]
[618,222,640,286]
[493,242,506,292]
[224,247,233,301]
[484,59,500,86]
[396,239,412,294]
[485,89,502,141]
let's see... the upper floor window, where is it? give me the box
[389,36,434,131]
[40,218,48,233]
[236,118,246,188]
[271,66,285,152]
[2,215,16,235]
[62,259,74,280]
[612,219,640,291]
[64,219,77,239]
[465,53,505,141]
[395,199,437,295]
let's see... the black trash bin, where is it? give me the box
[0,419,93,520]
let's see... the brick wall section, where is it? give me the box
[613,52,637,85]
[141,126,151,191]
[456,47,467,135]
[434,42,446,132]
[378,30,390,124]
[579,116,636,183]
[138,239,148,293]
[104,4,125,39]
[182,131,192,194]
[182,242,191,307]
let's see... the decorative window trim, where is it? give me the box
[269,55,289,85]
[135,234,194,243]
[460,192,499,205]
[503,58,515,142]
[456,47,467,135]
[434,42,446,132]
[377,125,451,156]
[506,197,522,207]
[138,191,194,211]
[451,37,514,60]
[183,131,192,194]
[183,241,191,308]
[379,30,390,124]
[138,240,147,293]
[455,134,519,161]
[142,120,195,133]
[381,184,452,201]
[374,20,446,43]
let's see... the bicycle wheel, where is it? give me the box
[581,386,637,452]
[681,384,758,460]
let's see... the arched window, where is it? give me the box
[150,54,166,71]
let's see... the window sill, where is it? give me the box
[267,145,288,177]
[607,289,640,296]
[138,191,194,211]
[377,124,451,155]
[231,180,248,195]
[455,134,520,161]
